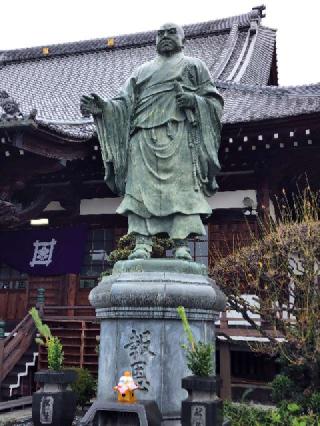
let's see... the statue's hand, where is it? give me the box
[80,94,104,116]
[176,93,195,109]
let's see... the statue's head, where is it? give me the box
[156,23,185,56]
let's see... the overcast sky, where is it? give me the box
[1,0,319,86]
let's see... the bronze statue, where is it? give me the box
[81,23,223,260]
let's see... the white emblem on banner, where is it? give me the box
[30,239,57,267]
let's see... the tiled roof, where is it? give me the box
[34,81,320,141]
[220,81,320,124]
[0,6,318,140]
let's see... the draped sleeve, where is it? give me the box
[193,61,224,196]
[93,76,136,195]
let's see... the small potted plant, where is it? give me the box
[177,306,229,426]
[30,307,77,426]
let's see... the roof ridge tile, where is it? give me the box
[0,9,263,64]
[217,80,320,96]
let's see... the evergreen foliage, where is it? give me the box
[224,401,320,425]
[70,368,96,408]
[271,374,295,403]
[47,337,64,371]
[29,307,64,371]
[177,306,214,376]
[223,402,274,425]
[270,357,320,416]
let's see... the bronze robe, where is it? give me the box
[94,52,223,239]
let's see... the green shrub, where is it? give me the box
[223,402,320,426]
[70,368,96,408]
[277,356,311,393]
[47,337,64,371]
[29,307,64,370]
[308,392,320,415]
[272,402,319,426]
[185,341,213,377]
[223,402,274,426]
[177,306,213,376]
[271,374,295,404]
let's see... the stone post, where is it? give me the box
[36,288,45,314]
[0,320,5,339]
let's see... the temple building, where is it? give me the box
[0,5,319,401]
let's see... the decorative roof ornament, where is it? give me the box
[0,90,37,122]
[250,5,265,34]
[0,91,22,118]
[106,38,115,48]
[0,200,18,225]
[252,5,266,19]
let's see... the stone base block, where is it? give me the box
[79,399,162,426]
[32,390,76,426]
[181,400,223,426]
[97,316,216,419]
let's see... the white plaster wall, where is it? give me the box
[80,197,123,215]
[78,190,256,215]
[43,201,65,211]
[207,189,256,210]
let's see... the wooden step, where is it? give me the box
[38,319,99,374]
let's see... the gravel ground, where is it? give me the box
[0,409,86,426]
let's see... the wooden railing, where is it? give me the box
[0,313,35,383]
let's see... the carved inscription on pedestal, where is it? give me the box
[40,395,54,424]
[191,404,206,426]
[124,329,155,392]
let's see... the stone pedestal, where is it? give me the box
[181,376,230,426]
[89,259,226,423]
[79,400,162,425]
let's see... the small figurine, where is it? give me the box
[113,371,139,403]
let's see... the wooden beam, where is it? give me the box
[0,325,4,400]
[16,130,89,161]
[255,162,271,223]
[219,341,232,401]
[65,274,78,317]
[80,321,85,368]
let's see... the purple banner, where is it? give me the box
[0,225,88,275]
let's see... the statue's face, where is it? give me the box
[156,23,184,55]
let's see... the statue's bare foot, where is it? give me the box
[128,247,151,260]
[174,246,192,261]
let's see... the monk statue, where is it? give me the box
[80,23,223,261]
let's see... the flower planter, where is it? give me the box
[181,376,230,426]
[32,370,77,426]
